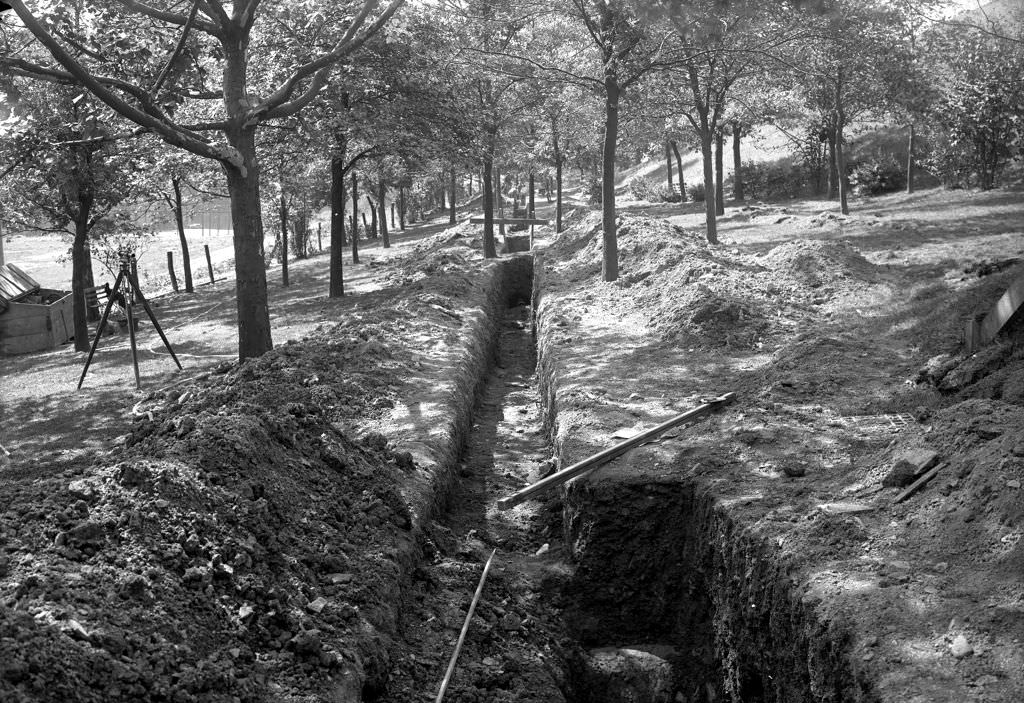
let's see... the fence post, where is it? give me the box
[204,244,215,285]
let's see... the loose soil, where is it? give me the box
[1,186,1023,703]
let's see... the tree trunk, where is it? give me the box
[279,193,289,287]
[378,181,390,248]
[449,168,457,224]
[835,126,849,215]
[482,149,497,259]
[528,172,535,217]
[351,170,359,264]
[71,195,94,352]
[171,177,193,292]
[835,69,849,215]
[666,141,674,192]
[329,146,345,297]
[553,132,564,233]
[222,134,272,360]
[699,128,718,244]
[601,73,620,281]
[367,196,378,239]
[827,129,838,199]
[398,187,406,230]
[670,140,686,201]
[906,122,915,194]
[732,123,743,202]
[714,129,725,217]
[495,167,505,239]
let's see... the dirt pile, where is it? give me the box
[545,213,881,349]
[0,332,422,702]
[762,239,878,290]
[0,235,495,702]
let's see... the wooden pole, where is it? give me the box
[167,252,179,293]
[497,393,736,510]
[204,244,215,284]
[435,549,497,703]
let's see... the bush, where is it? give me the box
[849,156,906,195]
[662,187,683,203]
[629,176,683,203]
[688,182,706,202]
[736,162,808,201]
[585,177,602,205]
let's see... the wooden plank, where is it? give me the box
[469,217,550,226]
[979,275,1024,345]
[893,462,947,504]
[0,330,51,354]
[496,393,736,510]
[964,318,981,354]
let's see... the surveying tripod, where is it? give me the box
[77,248,182,390]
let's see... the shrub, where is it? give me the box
[737,162,808,201]
[628,176,659,201]
[849,156,906,196]
[629,176,683,203]
[585,177,602,205]
[661,187,683,203]
[688,182,706,202]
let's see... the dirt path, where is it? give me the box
[379,303,572,703]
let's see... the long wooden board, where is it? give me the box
[469,217,550,226]
[496,392,736,510]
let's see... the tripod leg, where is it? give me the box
[77,271,124,390]
[131,278,183,371]
[125,299,141,390]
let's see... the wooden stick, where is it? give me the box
[894,462,947,504]
[496,392,735,510]
[435,549,497,703]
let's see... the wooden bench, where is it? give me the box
[84,283,113,319]
[84,283,134,336]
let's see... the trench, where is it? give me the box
[380,257,867,703]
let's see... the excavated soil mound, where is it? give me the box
[0,231,496,703]
[545,213,880,349]
[761,239,878,290]
[1,338,414,702]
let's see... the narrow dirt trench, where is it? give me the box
[378,302,574,703]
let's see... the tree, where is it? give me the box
[4,0,404,359]
[149,150,224,295]
[569,0,672,280]
[786,0,912,214]
[0,79,150,351]
[655,0,802,242]
[923,32,1024,189]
